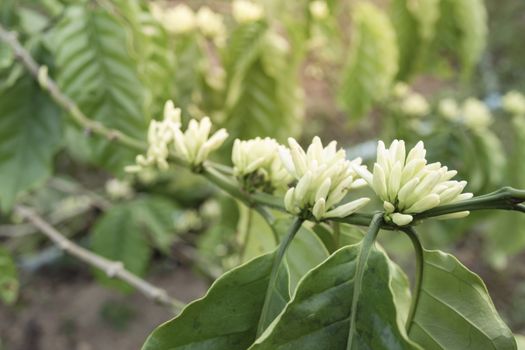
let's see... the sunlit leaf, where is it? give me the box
[142,251,289,350]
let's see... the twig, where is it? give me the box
[0,23,146,152]
[3,23,525,232]
[14,205,185,311]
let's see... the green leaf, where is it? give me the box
[91,201,152,291]
[275,219,329,290]
[250,244,419,350]
[224,23,301,141]
[338,2,398,119]
[448,0,487,76]
[48,5,147,172]
[131,196,181,253]
[407,249,516,350]
[0,247,18,305]
[390,0,424,80]
[240,213,328,291]
[142,251,290,350]
[0,75,61,211]
[516,335,525,350]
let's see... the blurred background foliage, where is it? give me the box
[1,0,525,348]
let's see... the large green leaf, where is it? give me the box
[448,0,487,76]
[0,247,18,305]
[90,196,179,291]
[142,251,290,350]
[250,244,419,350]
[407,249,516,350]
[240,212,329,291]
[338,2,398,120]
[224,22,301,141]
[48,5,147,172]
[390,0,440,80]
[0,75,61,211]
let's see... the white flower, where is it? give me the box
[105,179,133,200]
[438,98,460,121]
[280,137,370,220]
[232,0,264,23]
[392,82,410,99]
[172,117,229,167]
[400,93,429,118]
[309,1,329,20]
[196,7,226,43]
[163,4,196,34]
[232,137,292,192]
[352,140,472,226]
[126,102,227,172]
[461,98,492,131]
[125,101,181,172]
[502,91,525,116]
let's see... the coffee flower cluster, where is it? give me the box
[126,101,228,172]
[391,83,429,118]
[502,91,525,117]
[232,0,264,23]
[280,137,370,221]
[150,3,226,44]
[232,138,292,193]
[353,140,472,226]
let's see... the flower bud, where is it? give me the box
[232,0,264,23]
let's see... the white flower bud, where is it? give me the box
[196,7,226,43]
[232,137,292,192]
[312,198,326,220]
[391,213,413,226]
[163,4,196,34]
[323,198,370,219]
[392,82,410,99]
[281,137,369,220]
[356,140,471,225]
[438,98,460,121]
[400,93,429,118]
[502,91,525,116]
[309,1,329,20]
[105,179,133,200]
[232,0,264,23]
[462,98,492,131]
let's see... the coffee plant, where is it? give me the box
[1,0,525,349]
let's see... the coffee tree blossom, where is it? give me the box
[352,140,472,226]
[196,7,226,44]
[502,91,525,117]
[163,4,196,34]
[309,1,329,20]
[438,98,460,121]
[232,0,264,23]
[232,137,292,193]
[462,98,492,131]
[280,137,370,221]
[126,102,227,172]
[172,117,229,168]
[125,101,181,172]
[400,93,429,118]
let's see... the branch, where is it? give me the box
[3,24,525,232]
[14,205,185,311]
[412,186,525,221]
[0,23,146,152]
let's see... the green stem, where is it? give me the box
[400,226,424,334]
[256,217,303,336]
[413,187,525,220]
[333,222,341,248]
[347,213,383,350]
[238,208,253,263]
